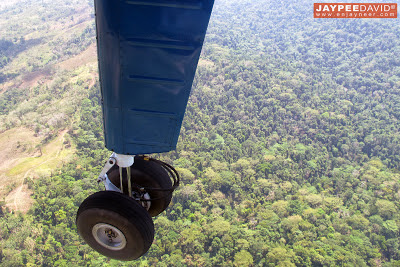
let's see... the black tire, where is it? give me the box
[76,191,154,261]
[108,155,173,217]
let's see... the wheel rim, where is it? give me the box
[92,223,127,251]
[140,192,151,210]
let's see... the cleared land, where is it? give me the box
[0,128,75,212]
[0,5,97,212]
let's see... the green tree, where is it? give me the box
[234,250,253,267]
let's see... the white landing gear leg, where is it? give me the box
[97,153,134,196]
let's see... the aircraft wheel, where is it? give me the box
[76,191,154,261]
[108,155,173,217]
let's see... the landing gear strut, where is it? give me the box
[76,153,179,260]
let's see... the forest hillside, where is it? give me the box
[0,0,399,266]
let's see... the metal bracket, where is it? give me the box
[104,174,122,193]
[97,152,117,184]
[97,153,121,192]
[97,153,135,195]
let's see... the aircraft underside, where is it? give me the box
[75,0,214,260]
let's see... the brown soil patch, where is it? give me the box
[0,128,41,174]
[0,128,73,213]
[0,67,53,94]
[19,67,53,89]
[5,184,33,213]
[58,43,97,71]
[49,7,92,32]
[0,127,40,210]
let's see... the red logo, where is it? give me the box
[314,3,397,18]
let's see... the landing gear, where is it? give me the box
[76,153,179,260]
[76,191,154,260]
[107,155,173,217]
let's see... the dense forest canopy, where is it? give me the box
[0,0,399,266]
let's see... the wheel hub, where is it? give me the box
[92,223,127,251]
[134,191,151,210]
